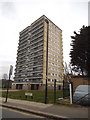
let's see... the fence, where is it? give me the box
[2,80,73,104]
[62,80,70,99]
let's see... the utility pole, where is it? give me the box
[45,19,49,104]
[5,65,13,102]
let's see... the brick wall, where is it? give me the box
[71,77,90,91]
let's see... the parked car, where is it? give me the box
[73,85,90,105]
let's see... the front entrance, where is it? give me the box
[36,84,39,90]
[31,84,34,90]
[16,84,23,89]
[30,84,40,90]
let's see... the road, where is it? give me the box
[1,106,46,119]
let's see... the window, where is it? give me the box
[48,73,51,76]
[48,79,50,82]
[52,79,54,82]
[55,74,57,76]
[52,73,54,76]
[52,63,54,65]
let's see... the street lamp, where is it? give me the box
[54,79,56,104]
[45,19,49,104]
[5,65,13,102]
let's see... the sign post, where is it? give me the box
[5,65,13,102]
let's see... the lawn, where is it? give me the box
[2,89,67,104]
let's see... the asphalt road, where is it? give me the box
[1,106,45,119]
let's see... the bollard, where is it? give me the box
[69,83,72,104]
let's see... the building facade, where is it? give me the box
[12,15,64,90]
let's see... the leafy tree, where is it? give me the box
[70,26,90,78]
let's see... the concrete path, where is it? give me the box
[0,98,89,119]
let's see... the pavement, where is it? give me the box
[0,97,89,120]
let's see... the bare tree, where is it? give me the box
[2,73,8,80]
[2,74,8,88]
[64,62,72,82]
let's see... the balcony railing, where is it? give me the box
[31,28,44,38]
[30,43,43,50]
[30,49,43,55]
[17,49,26,55]
[28,58,43,64]
[30,37,43,46]
[31,20,44,30]
[31,33,43,42]
[19,34,28,41]
[20,29,29,38]
[28,76,42,79]
[30,34,43,44]
[31,25,44,35]
[30,52,43,58]
[29,69,43,73]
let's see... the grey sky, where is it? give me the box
[0,0,89,79]
[0,2,16,18]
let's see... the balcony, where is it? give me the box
[28,77,42,81]
[31,19,44,30]
[30,48,43,55]
[31,30,44,40]
[32,51,43,57]
[30,35,43,44]
[20,29,29,38]
[17,51,26,57]
[30,42,43,50]
[33,64,43,68]
[28,58,43,64]
[31,25,44,36]
[19,35,28,41]
[30,52,43,58]
[30,37,43,46]
[26,70,43,75]
[30,62,43,68]
[18,44,27,51]
[17,49,26,55]
[31,27,44,38]
[16,59,25,64]
[18,46,27,52]
[31,33,43,42]
[30,43,43,50]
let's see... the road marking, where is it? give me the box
[2,107,44,118]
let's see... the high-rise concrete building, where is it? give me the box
[13,15,64,90]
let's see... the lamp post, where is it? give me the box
[45,19,49,104]
[54,79,56,104]
[5,65,13,102]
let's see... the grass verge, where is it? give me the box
[2,90,65,104]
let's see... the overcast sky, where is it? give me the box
[0,0,89,79]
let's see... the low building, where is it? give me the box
[0,79,13,88]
